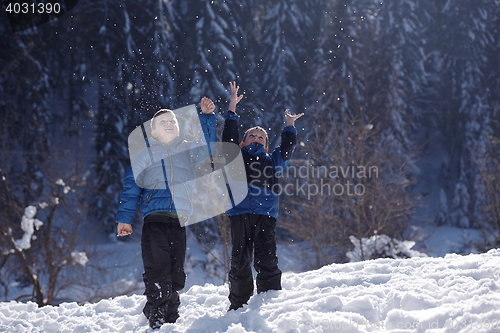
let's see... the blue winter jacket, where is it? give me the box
[116,113,217,225]
[222,111,297,219]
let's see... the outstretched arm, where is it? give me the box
[198,96,217,144]
[223,82,243,144]
[273,109,304,165]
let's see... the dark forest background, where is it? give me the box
[1,0,500,304]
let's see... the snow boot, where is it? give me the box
[164,290,180,323]
[165,311,180,323]
[227,303,243,312]
[148,306,167,329]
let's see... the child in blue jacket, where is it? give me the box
[116,97,216,328]
[222,82,304,310]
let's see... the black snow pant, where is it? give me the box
[228,213,282,308]
[141,216,186,319]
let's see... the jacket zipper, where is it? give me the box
[168,146,175,212]
[183,183,193,208]
[146,180,159,205]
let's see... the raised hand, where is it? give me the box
[229,81,244,112]
[201,96,215,114]
[285,109,304,127]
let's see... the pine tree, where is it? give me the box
[286,0,430,264]
[170,0,199,107]
[257,0,322,147]
[84,0,178,231]
[428,0,496,227]
[229,0,264,126]
[462,0,500,240]
[436,188,449,225]
[314,0,427,155]
[189,0,240,107]
[0,20,52,205]
[451,159,471,228]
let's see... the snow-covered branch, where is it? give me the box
[346,234,427,262]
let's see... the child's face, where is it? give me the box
[242,128,267,148]
[152,112,179,144]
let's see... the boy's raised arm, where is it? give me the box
[228,81,243,113]
[198,96,217,144]
[223,82,244,144]
[275,109,304,164]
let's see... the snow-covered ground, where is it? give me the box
[2,249,500,332]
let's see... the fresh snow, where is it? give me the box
[55,179,71,194]
[70,251,89,266]
[2,249,500,332]
[13,206,44,251]
[346,234,428,262]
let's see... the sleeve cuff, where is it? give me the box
[225,111,240,121]
[283,126,297,135]
[199,112,216,122]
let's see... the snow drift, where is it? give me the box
[2,249,500,332]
